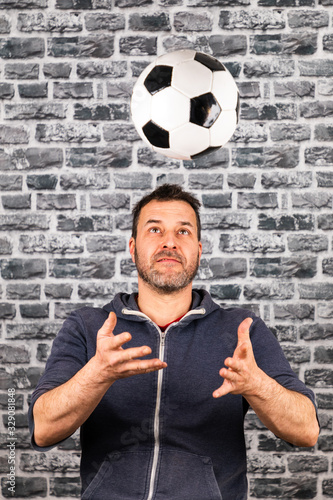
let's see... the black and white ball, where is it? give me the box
[131,49,240,160]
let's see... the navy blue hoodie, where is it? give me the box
[29,290,317,500]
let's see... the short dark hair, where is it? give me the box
[131,184,201,240]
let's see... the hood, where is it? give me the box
[102,289,220,326]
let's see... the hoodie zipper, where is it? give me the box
[121,307,205,500]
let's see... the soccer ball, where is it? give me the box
[130,49,239,160]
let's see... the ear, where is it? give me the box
[198,241,203,262]
[129,237,135,263]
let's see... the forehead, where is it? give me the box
[138,200,197,227]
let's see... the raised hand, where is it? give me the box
[94,312,167,385]
[213,317,260,398]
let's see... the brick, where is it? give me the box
[47,35,114,58]
[0,237,12,254]
[244,282,294,300]
[232,146,299,169]
[114,172,152,190]
[209,35,247,56]
[317,394,333,409]
[5,102,66,120]
[258,214,314,231]
[247,454,285,474]
[0,14,10,33]
[129,12,171,31]
[237,81,260,98]
[6,283,40,300]
[292,192,331,208]
[74,103,129,120]
[49,257,115,279]
[299,59,333,77]
[202,193,232,208]
[156,173,185,186]
[26,174,58,190]
[305,147,333,166]
[288,10,329,28]
[315,124,333,141]
[5,62,39,79]
[1,477,47,498]
[56,0,111,7]
[86,235,126,253]
[220,234,284,253]
[219,9,285,30]
[57,214,112,232]
[188,0,250,4]
[300,323,333,341]
[6,322,61,340]
[66,146,132,168]
[20,303,49,318]
[49,477,81,497]
[60,171,110,190]
[270,325,297,342]
[318,214,333,229]
[250,477,317,498]
[103,123,138,142]
[20,234,83,253]
[0,214,49,230]
[115,213,133,230]
[18,12,83,31]
[55,302,93,319]
[0,37,44,58]
[20,452,80,472]
[238,192,278,209]
[288,234,328,252]
[250,256,316,278]
[115,0,152,5]
[245,59,295,78]
[323,480,333,497]
[282,345,310,364]
[241,102,296,120]
[85,13,125,31]
[1,259,46,279]
[43,62,72,78]
[0,0,47,6]
[201,213,250,230]
[0,303,16,319]
[53,82,93,99]
[0,344,30,363]
[174,12,212,31]
[78,282,129,299]
[37,343,50,362]
[0,125,29,144]
[318,434,333,451]
[90,192,130,210]
[2,194,31,209]
[250,33,317,56]
[317,171,333,187]
[299,283,333,300]
[270,124,310,142]
[37,193,76,210]
[18,82,48,98]
[261,171,312,189]
[0,83,14,99]
[210,284,242,300]
[274,304,314,320]
[300,100,333,119]
[119,36,157,55]
[120,258,137,277]
[318,79,333,96]
[11,148,63,170]
[77,60,127,78]
[185,150,230,169]
[138,146,184,169]
[318,303,333,319]
[44,283,73,299]
[231,123,268,143]
[323,258,333,276]
[0,174,22,190]
[305,369,333,387]
[314,346,333,364]
[0,393,23,410]
[274,81,314,98]
[188,173,223,190]
[36,123,101,143]
[0,368,13,389]
[198,258,247,280]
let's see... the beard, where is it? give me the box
[134,247,200,294]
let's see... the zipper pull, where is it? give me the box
[160,332,166,346]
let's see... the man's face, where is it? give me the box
[129,200,202,294]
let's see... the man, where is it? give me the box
[29,183,319,500]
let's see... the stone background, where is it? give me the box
[0,0,333,498]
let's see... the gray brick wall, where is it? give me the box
[0,0,332,498]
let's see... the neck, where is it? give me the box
[136,279,193,326]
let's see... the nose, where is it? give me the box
[162,230,177,250]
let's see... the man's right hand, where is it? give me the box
[93,312,167,385]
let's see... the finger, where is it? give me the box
[237,317,253,347]
[113,344,152,363]
[119,358,167,377]
[212,382,230,398]
[98,312,118,339]
[107,331,132,350]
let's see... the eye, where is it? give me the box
[149,227,161,233]
[178,228,189,235]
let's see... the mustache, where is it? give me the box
[153,250,185,264]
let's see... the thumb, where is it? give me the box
[98,312,117,338]
[237,317,253,348]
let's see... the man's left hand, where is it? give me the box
[213,317,262,398]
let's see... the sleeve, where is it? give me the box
[249,315,318,411]
[28,310,89,451]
